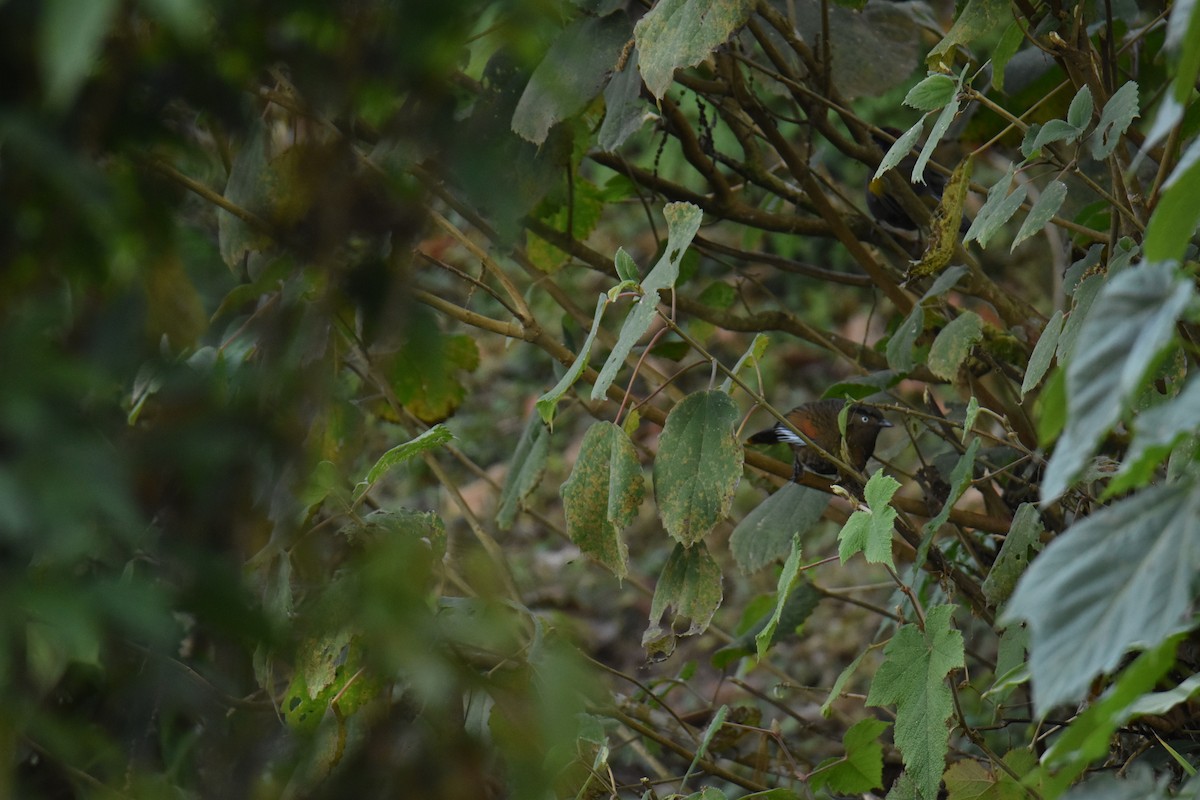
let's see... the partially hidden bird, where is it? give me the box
[866,127,971,234]
[747,399,892,480]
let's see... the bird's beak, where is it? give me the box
[880,419,894,427]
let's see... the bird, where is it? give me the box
[747,399,892,480]
[866,127,971,234]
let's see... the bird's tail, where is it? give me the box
[746,428,782,445]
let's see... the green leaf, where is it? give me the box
[912,96,960,185]
[642,542,724,659]
[683,704,729,785]
[721,333,769,394]
[512,13,631,144]
[1021,310,1064,396]
[904,74,958,111]
[964,168,1028,247]
[1011,180,1067,251]
[874,122,925,181]
[537,294,607,425]
[712,582,821,667]
[989,21,1024,93]
[1055,272,1104,363]
[1042,262,1194,501]
[495,413,550,530]
[729,482,830,573]
[1002,479,1200,711]
[1144,137,1200,264]
[1028,119,1083,157]
[1066,85,1095,130]
[356,425,454,501]
[388,310,481,423]
[39,0,120,109]
[915,438,980,570]
[1107,374,1200,496]
[755,536,804,658]
[838,470,901,569]
[928,311,983,380]
[943,750,1035,800]
[961,396,980,442]
[528,179,606,271]
[867,604,964,800]
[614,247,639,282]
[822,647,869,718]
[655,390,743,546]
[561,422,645,579]
[1090,81,1140,160]
[921,265,971,301]
[599,46,645,151]
[981,503,1043,607]
[634,0,756,100]
[592,202,703,400]
[926,0,1012,69]
[809,717,890,795]
[887,305,924,373]
[1033,634,1183,796]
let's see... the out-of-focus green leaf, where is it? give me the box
[1106,373,1200,496]
[512,13,631,144]
[634,0,756,99]
[1090,81,1139,159]
[1002,480,1200,711]
[729,482,829,573]
[867,604,964,800]
[887,305,924,373]
[720,333,768,394]
[592,202,702,400]
[388,325,480,424]
[39,0,119,109]
[981,503,1043,607]
[655,390,743,546]
[943,749,1036,800]
[1144,137,1200,264]
[926,0,1010,69]
[822,647,870,718]
[810,718,890,795]
[495,413,550,530]
[642,542,723,660]
[561,422,644,580]
[838,470,900,569]
[928,311,983,380]
[712,581,821,667]
[599,46,645,152]
[1042,262,1193,501]
[358,425,454,499]
[527,179,606,270]
[915,438,979,569]
[1011,180,1068,250]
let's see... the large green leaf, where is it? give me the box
[1106,373,1200,496]
[1144,138,1200,264]
[561,422,645,579]
[592,202,703,400]
[729,482,829,573]
[1042,262,1194,501]
[642,541,723,660]
[867,604,964,800]
[634,0,756,99]
[512,13,631,144]
[655,390,743,546]
[1002,479,1200,711]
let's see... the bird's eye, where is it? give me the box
[860,414,870,424]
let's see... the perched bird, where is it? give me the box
[747,399,892,480]
[866,127,971,234]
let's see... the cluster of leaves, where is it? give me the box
[5,0,1200,798]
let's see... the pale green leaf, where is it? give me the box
[1021,309,1064,396]
[720,333,769,394]
[1067,85,1094,129]
[592,202,703,400]
[599,46,645,152]
[561,422,645,579]
[537,294,607,425]
[1002,480,1200,711]
[1011,180,1068,250]
[655,390,743,546]
[874,121,925,182]
[904,74,957,111]
[911,96,959,185]
[887,305,924,373]
[634,0,756,100]
[1042,262,1194,501]
[642,542,724,659]
[1090,81,1139,160]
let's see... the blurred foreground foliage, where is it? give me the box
[3,0,1200,798]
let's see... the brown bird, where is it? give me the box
[747,399,892,480]
[866,127,971,234]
